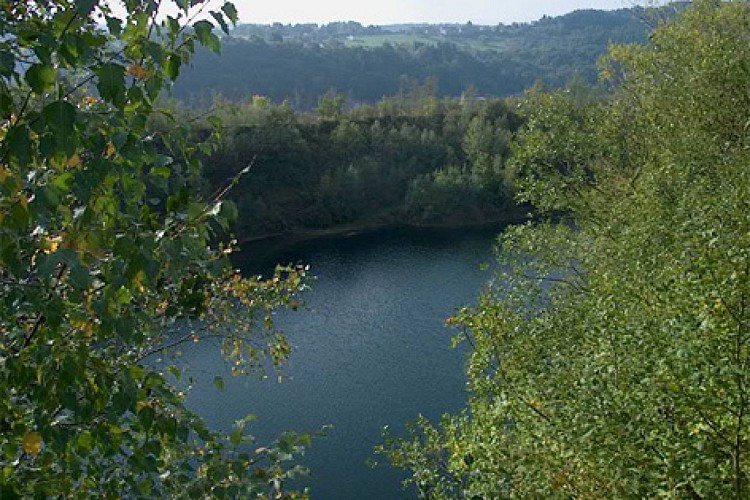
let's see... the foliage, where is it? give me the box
[380,1,750,497]
[0,1,310,498]
[193,91,526,239]
[172,6,656,109]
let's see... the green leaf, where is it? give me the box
[207,115,222,129]
[210,11,229,35]
[0,86,12,116]
[96,63,125,106]
[278,432,297,454]
[4,125,32,166]
[42,100,76,130]
[74,0,97,16]
[229,428,242,446]
[136,478,154,495]
[59,35,81,65]
[188,202,204,221]
[68,261,91,290]
[193,20,221,53]
[153,154,173,167]
[25,64,56,93]
[167,365,181,381]
[106,16,123,36]
[0,51,15,76]
[221,2,239,24]
[138,406,155,432]
[213,376,225,391]
[76,431,94,453]
[42,101,77,138]
[36,185,60,210]
[193,20,213,41]
[149,166,171,179]
[157,417,177,439]
[51,172,74,192]
[166,16,180,37]
[218,200,238,226]
[165,54,181,81]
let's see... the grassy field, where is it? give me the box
[345,34,440,48]
[344,34,514,54]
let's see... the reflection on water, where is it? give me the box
[176,226,502,499]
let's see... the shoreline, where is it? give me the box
[238,212,530,249]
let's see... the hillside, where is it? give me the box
[171,5,684,108]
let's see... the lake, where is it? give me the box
[176,226,503,499]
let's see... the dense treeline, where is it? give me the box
[172,6,659,108]
[175,40,533,108]
[381,1,750,497]
[187,90,530,241]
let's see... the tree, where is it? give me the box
[316,91,346,119]
[463,115,511,193]
[0,1,310,498]
[381,1,750,497]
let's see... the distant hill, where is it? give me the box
[172,4,686,108]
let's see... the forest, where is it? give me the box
[172,5,666,107]
[2,0,749,499]
[181,89,528,242]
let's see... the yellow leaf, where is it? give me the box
[136,400,152,411]
[22,432,42,456]
[43,235,62,254]
[67,154,82,168]
[70,317,94,337]
[105,142,116,157]
[50,156,65,170]
[127,65,148,80]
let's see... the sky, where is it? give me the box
[232,0,646,25]
[166,0,652,26]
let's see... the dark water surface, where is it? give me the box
[179,226,502,499]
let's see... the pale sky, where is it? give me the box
[148,0,654,26]
[231,0,647,25]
